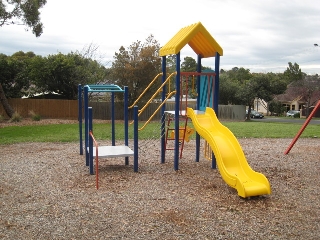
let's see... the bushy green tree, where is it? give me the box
[284,62,305,83]
[269,100,286,116]
[219,73,240,104]
[0,0,47,117]
[0,51,36,117]
[29,52,108,99]
[181,56,197,72]
[219,68,287,119]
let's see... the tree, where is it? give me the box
[0,54,15,117]
[29,52,108,100]
[0,0,47,37]
[269,100,286,116]
[0,0,47,117]
[219,67,252,105]
[237,73,287,119]
[0,52,35,117]
[284,62,305,83]
[181,56,197,72]
[219,73,240,105]
[111,35,161,106]
[218,67,287,119]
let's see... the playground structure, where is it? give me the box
[78,84,138,189]
[78,22,271,198]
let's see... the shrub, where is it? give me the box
[0,114,4,122]
[29,110,41,121]
[9,112,22,122]
[293,112,300,118]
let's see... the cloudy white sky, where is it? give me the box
[1,0,319,74]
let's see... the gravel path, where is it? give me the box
[1,137,320,239]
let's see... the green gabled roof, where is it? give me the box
[159,22,223,58]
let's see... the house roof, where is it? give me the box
[159,22,223,58]
[274,85,320,106]
[274,86,303,103]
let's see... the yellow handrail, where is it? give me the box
[138,91,176,131]
[129,90,176,126]
[129,72,176,109]
[137,72,176,114]
[128,73,163,109]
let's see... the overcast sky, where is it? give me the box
[1,0,319,74]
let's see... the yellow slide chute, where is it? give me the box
[187,107,271,198]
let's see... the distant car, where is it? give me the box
[246,110,264,119]
[286,110,300,117]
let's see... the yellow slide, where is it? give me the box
[187,107,271,198]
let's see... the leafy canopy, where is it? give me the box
[0,0,47,37]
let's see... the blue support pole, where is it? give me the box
[161,56,167,164]
[84,86,89,166]
[133,106,139,172]
[111,92,115,146]
[78,84,83,155]
[124,86,129,165]
[214,52,220,114]
[196,55,202,110]
[88,107,94,174]
[211,52,220,169]
[174,52,180,171]
[195,55,202,162]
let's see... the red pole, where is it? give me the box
[90,131,99,189]
[284,100,320,154]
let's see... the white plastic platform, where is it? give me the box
[164,110,205,116]
[89,145,134,158]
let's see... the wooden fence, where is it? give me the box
[0,99,78,119]
[0,99,246,120]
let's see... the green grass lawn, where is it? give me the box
[0,120,319,145]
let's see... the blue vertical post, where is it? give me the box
[84,86,89,166]
[111,92,115,146]
[124,86,129,165]
[195,55,202,162]
[88,107,94,174]
[196,55,202,110]
[211,52,220,169]
[161,56,167,164]
[78,84,83,155]
[174,52,180,171]
[214,52,220,114]
[133,106,139,172]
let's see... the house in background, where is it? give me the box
[252,98,268,114]
[274,85,320,117]
[274,86,305,112]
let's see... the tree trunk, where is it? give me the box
[0,83,15,118]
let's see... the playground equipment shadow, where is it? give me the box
[1,138,320,239]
